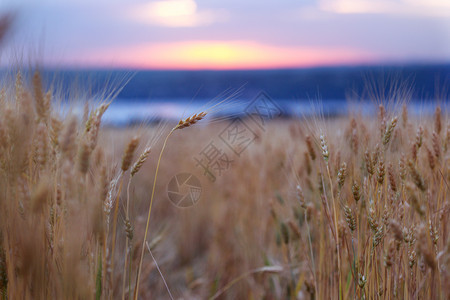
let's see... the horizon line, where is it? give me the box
[1,61,449,73]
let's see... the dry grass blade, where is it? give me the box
[210,266,283,299]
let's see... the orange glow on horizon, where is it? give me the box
[65,41,377,70]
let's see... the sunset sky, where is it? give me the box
[1,0,449,70]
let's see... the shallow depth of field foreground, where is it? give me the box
[0,72,449,299]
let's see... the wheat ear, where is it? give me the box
[174,112,207,130]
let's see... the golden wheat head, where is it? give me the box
[175,112,207,130]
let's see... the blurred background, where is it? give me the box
[0,0,449,124]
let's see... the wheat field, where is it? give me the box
[0,70,448,300]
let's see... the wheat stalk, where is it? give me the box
[134,111,207,299]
